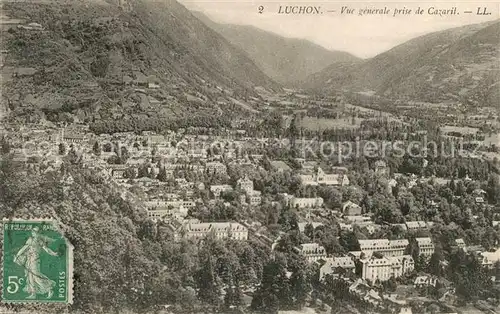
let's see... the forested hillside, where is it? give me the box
[304,21,500,107]
[0,153,272,313]
[193,11,360,86]
[0,0,280,131]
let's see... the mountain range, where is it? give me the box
[192,11,360,86]
[1,0,498,129]
[303,20,500,106]
[188,11,499,107]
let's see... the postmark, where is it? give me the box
[1,219,73,304]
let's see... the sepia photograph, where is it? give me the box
[0,0,499,313]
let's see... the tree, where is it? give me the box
[448,250,491,301]
[288,114,300,150]
[494,261,500,280]
[92,141,101,156]
[316,225,342,255]
[118,146,130,164]
[252,291,279,314]
[428,304,440,314]
[90,54,110,77]
[137,164,150,178]
[67,146,80,164]
[455,180,466,196]
[486,175,500,204]
[196,248,222,309]
[480,227,498,251]
[406,237,420,262]
[151,145,158,157]
[339,231,360,252]
[156,167,167,182]
[428,251,442,277]
[385,277,397,292]
[123,168,136,179]
[59,143,66,155]
[278,209,299,232]
[318,186,342,208]
[1,137,10,155]
[251,258,291,313]
[103,142,113,152]
[304,223,314,240]
[290,268,310,310]
[224,280,243,310]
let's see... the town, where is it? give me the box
[0,0,499,313]
[1,94,499,313]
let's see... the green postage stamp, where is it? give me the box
[2,219,74,304]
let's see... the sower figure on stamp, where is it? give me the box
[13,227,58,299]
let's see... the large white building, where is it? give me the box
[290,197,324,209]
[415,237,435,257]
[182,222,248,241]
[236,176,262,206]
[389,255,415,277]
[145,199,195,210]
[299,167,349,186]
[210,184,233,197]
[480,248,500,268]
[342,201,362,216]
[319,256,356,280]
[237,175,254,194]
[360,256,393,282]
[298,243,327,263]
[358,239,409,257]
[360,254,414,282]
[206,161,227,174]
[147,207,189,220]
[247,190,262,206]
[405,221,429,231]
[144,197,194,220]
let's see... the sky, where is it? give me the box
[178,0,499,58]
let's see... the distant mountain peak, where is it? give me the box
[193,10,360,87]
[303,20,500,107]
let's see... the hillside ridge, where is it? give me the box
[193,10,361,86]
[303,20,500,107]
[0,0,280,130]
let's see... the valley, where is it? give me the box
[0,1,499,314]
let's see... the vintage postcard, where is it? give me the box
[0,0,499,313]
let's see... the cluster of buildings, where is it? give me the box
[357,239,412,257]
[5,123,500,309]
[8,126,356,244]
[296,235,435,284]
[299,167,350,186]
[358,254,415,282]
[6,126,271,238]
[144,197,195,220]
[169,219,249,242]
[288,196,324,209]
[236,176,262,206]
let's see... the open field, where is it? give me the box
[441,125,480,135]
[229,97,260,113]
[343,103,405,124]
[483,133,500,146]
[299,116,363,131]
